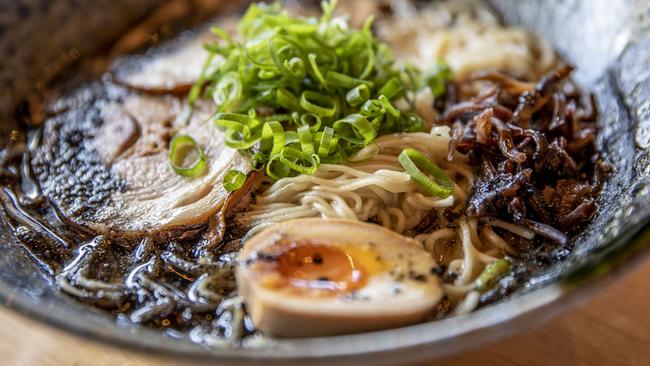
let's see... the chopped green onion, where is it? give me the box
[333,113,377,145]
[320,146,345,164]
[214,112,258,127]
[269,39,303,76]
[263,113,293,123]
[223,169,247,191]
[223,130,258,149]
[346,84,370,107]
[279,147,320,175]
[378,95,400,118]
[297,125,315,155]
[321,0,338,21]
[327,71,373,90]
[398,148,454,197]
[251,151,266,170]
[359,99,385,118]
[213,112,260,149]
[307,53,328,87]
[300,90,337,117]
[213,113,253,134]
[212,72,243,112]
[276,88,302,111]
[247,39,276,68]
[210,26,235,46]
[357,45,376,80]
[401,113,427,133]
[318,127,336,156]
[368,116,382,132]
[260,121,285,157]
[377,77,403,100]
[191,0,453,186]
[188,53,216,106]
[362,15,374,33]
[168,135,208,178]
[284,130,300,146]
[299,113,322,132]
[424,62,453,98]
[284,22,318,35]
[266,154,291,180]
[285,57,306,79]
[258,68,278,80]
[475,259,511,292]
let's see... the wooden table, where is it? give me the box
[2,259,649,366]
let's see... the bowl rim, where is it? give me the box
[1,219,648,365]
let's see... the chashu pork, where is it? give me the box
[110,16,238,95]
[33,84,249,235]
[32,28,251,236]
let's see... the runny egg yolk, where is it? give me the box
[253,241,386,296]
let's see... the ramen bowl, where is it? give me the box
[0,1,649,365]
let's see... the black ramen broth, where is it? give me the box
[0,0,608,345]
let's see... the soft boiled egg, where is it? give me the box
[236,218,444,337]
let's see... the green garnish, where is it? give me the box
[475,259,511,292]
[424,62,453,98]
[398,148,454,198]
[297,125,315,155]
[300,90,338,117]
[223,169,247,192]
[186,0,452,182]
[168,135,207,178]
[317,126,336,157]
[346,84,370,106]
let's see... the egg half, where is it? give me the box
[236,218,444,337]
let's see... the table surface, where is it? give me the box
[1,258,649,366]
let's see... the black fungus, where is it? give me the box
[441,65,608,245]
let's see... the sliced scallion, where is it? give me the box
[168,135,208,178]
[398,148,454,197]
[378,95,400,118]
[285,57,306,79]
[327,71,373,90]
[284,130,300,146]
[260,121,285,157]
[377,77,403,100]
[475,259,511,292]
[300,90,337,117]
[424,62,453,98]
[307,53,328,87]
[190,0,453,185]
[212,72,242,112]
[266,154,291,180]
[276,88,302,111]
[346,84,370,107]
[299,113,322,132]
[223,169,247,192]
[279,147,320,175]
[297,125,315,155]
[213,112,260,149]
[359,99,385,118]
[318,127,336,157]
[333,113,376,145]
